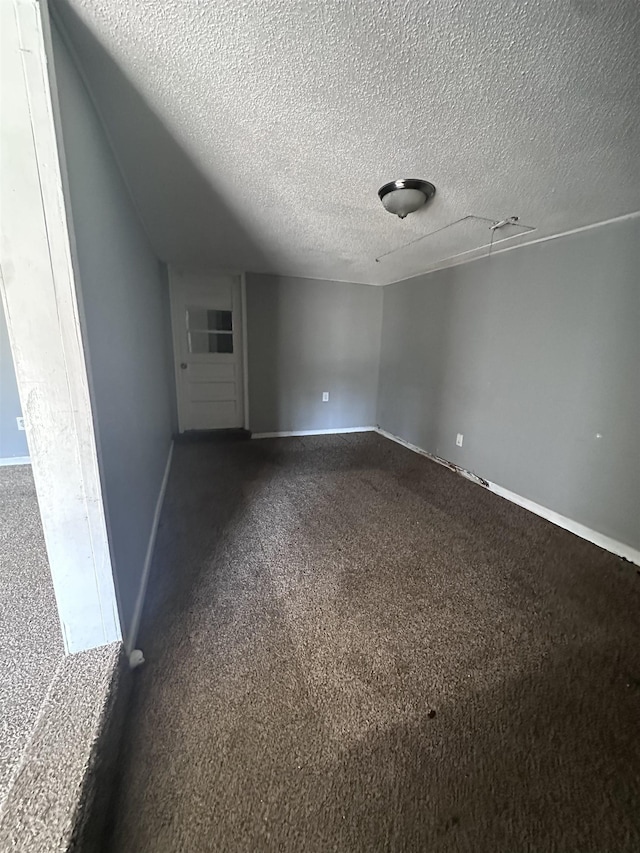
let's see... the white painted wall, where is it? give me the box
[49,17,175,646]
[0,0,120,652]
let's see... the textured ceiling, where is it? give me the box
[53,0,640,285]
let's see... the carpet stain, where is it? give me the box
[105,433,640,853]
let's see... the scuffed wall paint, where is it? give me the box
[377,215,640,552]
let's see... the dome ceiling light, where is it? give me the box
[378,178,436,219]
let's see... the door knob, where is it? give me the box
[180,362,188,369]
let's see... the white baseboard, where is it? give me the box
[0,456,31,466]
[251,426,376,439]
[376,428,452,468]
[486,481,640,565]
[126,441,174,654]
[376,428,640,566]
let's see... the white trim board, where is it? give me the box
[0,456,31,467]
[2,0,121,653]
[486,481,640,567]
[251,427,376,439]
[240,272,250,431]
[376,428,640,566]
[126,441,174,654]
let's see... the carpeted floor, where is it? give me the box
[0,642,124,852]
[105,433,640,852]
[0,465,63,804]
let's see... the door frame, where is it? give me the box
[169,269,250,433]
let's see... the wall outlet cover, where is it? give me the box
[322,392,329,402]
[16,417,25,431]
[456,433,463,447]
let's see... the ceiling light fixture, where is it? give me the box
[378,178,436,219]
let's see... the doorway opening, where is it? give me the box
[170,272,247,432]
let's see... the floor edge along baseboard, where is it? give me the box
[126,441,174,654]
[251,427,376,439]
[375,428,640,567]
[0,456,31,466]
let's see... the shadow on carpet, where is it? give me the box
[104,433,640,852]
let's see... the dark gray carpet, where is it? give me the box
[105,433,640,852]
[0,465,63,804]
[0,643,123,853]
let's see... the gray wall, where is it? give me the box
[0,302,28,459]
[378,217,640,551]
[247,274,383,434]
[51,23,174,640]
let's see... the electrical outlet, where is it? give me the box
[456,433,463,447]
[322,392,329,402]
[16,417,25,431]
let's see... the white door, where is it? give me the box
[170,272,245,431]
